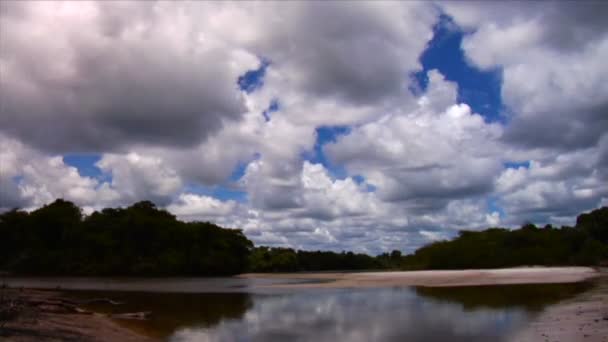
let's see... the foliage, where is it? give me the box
[401,207,608,270]
[576,207,608,244]
[0,200,252,276]
[0,199,606,275]
[248,247,388,272]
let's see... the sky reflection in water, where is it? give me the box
[48,279,592,342]
[169,284,580,342]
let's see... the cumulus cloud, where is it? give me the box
[96,152,182,206]
[0,134,114,210]
[223,1,438,132]
[0,1,436,153]
[1,1,607,252]
[0,135,182,211]
[326,71,504,207]
[257,2,435,106]
[241,158,381,218]
[0,1,257,152]
[167,193,239,218]
[442,1,608,150]
[496,140,608,225]
[438,1,608,224]
[166,159,500,253]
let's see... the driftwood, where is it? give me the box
[110,311,152,320]
[79,298,125,306]
[23,299,94,315]
[1,290,150,328]
[29,298,149,320]
[3,295,121,317]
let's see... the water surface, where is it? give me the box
[4,277,593,341]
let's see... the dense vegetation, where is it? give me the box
[0,200,252,275]
[248,247,403,272]
[0,199,606,275]
[401,207,608,270]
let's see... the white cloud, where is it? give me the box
[96,152,183,206]
[0,134,113,210]
[1,1,606,253]
[420,230,446,242]
[0,1,258,152]
[168,194,238,218]
[496,142,608,225]
[442,1,608,150]
[326,71,504,207]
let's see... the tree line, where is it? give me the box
[248,247,404,272]
[0,199,606,275]
[400,207,608,270]
[0,200,252,275]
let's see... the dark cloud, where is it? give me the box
[252,2,436,106]
[379,164,497,203]
[0,178,25,211]
[503,105,608,150]
[444,1,608,49]
[0,1,252,153]
[540,1,608,51]
[500,195,602,227]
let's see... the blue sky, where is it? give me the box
[415,14,503,123]
[63,12,507,212]
[3,1,606,253]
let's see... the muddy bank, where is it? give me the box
[240,266,599,288]
[0,288,155,342]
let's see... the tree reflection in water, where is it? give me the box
[414,281,594,311]
[170,285,582,342]
[72,291,253,338]
[72,281,593,341]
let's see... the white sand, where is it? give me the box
[241,267,599,288]
[245,267,607,341]
[509,272,608,342]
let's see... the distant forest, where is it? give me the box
[0,199,606,276]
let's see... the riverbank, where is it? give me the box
[0,267,602,341]
[509,270,608,342]
[240,266,599,288]
[0,289,156,342]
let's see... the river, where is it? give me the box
[2,276,594,341]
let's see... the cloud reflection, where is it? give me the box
[170,288,528,342]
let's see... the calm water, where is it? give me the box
[3,277,594,341]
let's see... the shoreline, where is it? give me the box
[240,266,599,288]
[509,272,608,342]
[1,267,603,341]
[0,289,157,342]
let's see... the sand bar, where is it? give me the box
[1,267,601,341]
[509,270,608,342]
[240,266,599,288]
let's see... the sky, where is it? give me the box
[1,1,607,254]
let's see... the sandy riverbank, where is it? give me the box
[1,267,602,341]
[244,267,606,341]
[0,289,157,342]
[240,266,599,288]
[509,271,608,342]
